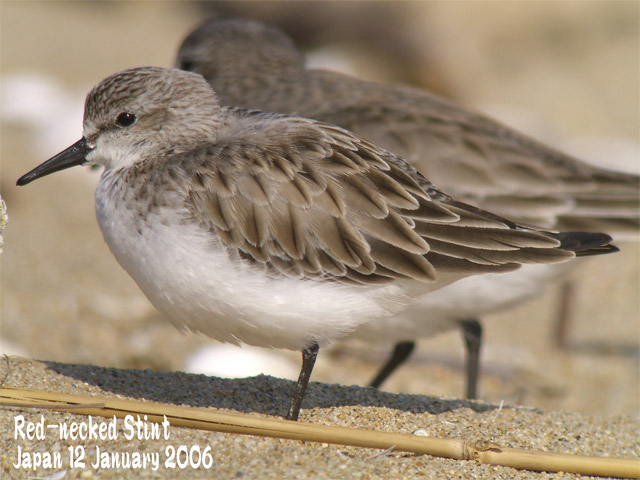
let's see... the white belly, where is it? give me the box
[350,261,576,343]
[95,175,435,350]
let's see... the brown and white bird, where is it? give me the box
[175,18,639,398]
[17,67,618,419]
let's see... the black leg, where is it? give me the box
[554,280,576,350]
[286,342,319,421]
[460,318,482,400]
[368,341,415,389]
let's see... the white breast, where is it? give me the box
[94,171,430,350]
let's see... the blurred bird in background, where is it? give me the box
[174,13,639,399]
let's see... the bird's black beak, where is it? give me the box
[16,138,93,186]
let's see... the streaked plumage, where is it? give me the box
[17,67,616,418]
[175,18,639,396]
[175,18,639,236]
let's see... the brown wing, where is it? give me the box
[184,113,576,286]
[308,77,640,235]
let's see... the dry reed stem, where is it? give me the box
[1,387,638,478]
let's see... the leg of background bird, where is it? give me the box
[554,280,576,350]
[368,341,416,389]
[460,319,482,399]
[286,342,319,421]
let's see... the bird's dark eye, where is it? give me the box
[116,112,137,127]
[179,60,194,71]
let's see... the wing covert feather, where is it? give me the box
[184,113,582,285]
[312,90,639,233]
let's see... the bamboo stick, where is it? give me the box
[1,387,638,478]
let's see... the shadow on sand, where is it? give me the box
[43,360,500,419]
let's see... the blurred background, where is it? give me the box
[1,1,638,416]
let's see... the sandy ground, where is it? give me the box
[1,358,639,480]
[1,2,638,479]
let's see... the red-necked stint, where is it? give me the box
[175,18,639,398]
[17,67,618,420]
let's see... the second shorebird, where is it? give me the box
[17,67,617,420]
[176,18,640,398]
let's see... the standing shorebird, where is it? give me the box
[17,67,617,420]
[175,18,640,398]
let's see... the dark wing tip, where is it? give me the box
[553,231,618,257]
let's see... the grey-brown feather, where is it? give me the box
[175,19,639,236]
[180,109,580,286]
